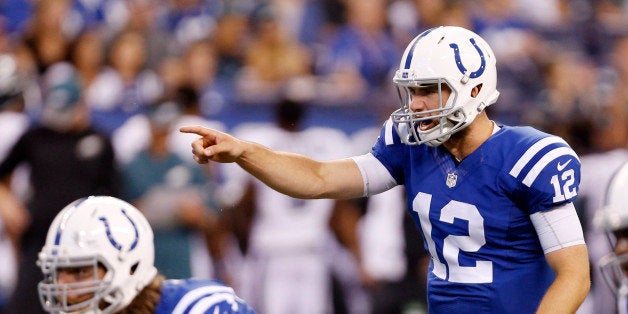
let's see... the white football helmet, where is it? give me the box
[391,26,500,146]
[594,161,628,298]
[37,196,158,313]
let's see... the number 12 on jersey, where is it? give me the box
[414,192,493,284]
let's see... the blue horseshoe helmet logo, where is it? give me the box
[99,209,139,251]
[449,38,486,79]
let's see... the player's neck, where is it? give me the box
[443,113,494,162]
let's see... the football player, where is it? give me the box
[220,98,370,314]
[594,161,628,313]
[37,196,255,314]
[181,26,590,313]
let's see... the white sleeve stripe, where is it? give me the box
[172,286,236,314]
[384,118,394,145]
[521,147,579,187]
[350,153,398,197]
[189,293,239,314]
[509,137,567,177]
[530,203,585,254]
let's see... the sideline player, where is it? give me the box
[594,161,628,314]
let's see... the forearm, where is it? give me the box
[330,200,363,260]
[181,125,365,199]
[536,245,590,314]
[536,273,589,313]
[0,180,29,240]
[236,141,364,200]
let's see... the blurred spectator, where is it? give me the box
[273,0,329,46]
[0,54,28,312]
[164,0,216,49]
[182,39,230,118]
[85,29,162,135]
[69,29,105,91]
[315,0,399,105]
[111,84,229,281]
[21,0,78,74]
[0,62,120,314]
[120,0,172,69]
[595,34,628,152]
[0,54,29,161]
[213,11,250,84]
[121,99,226,281]
[236,5,314,104]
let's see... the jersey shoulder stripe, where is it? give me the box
[171,285,238,314]
[506,130,579,187]
[508,136,568,178]
[157,279,256,314]
[520,146,578,187]
[383,117,396,145]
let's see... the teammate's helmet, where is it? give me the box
[37,196,158,313]
[0,54,23,108]
[594,161,628,298]
[391,26,500,146]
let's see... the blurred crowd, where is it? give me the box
[1,0,627,145]
[0,0,626,313]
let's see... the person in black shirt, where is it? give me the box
[0,62,120,314]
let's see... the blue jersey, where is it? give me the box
[372,123,581,314]
[156,279,256,314]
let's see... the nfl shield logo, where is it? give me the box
[446,173,458,188]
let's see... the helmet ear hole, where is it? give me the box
[130,262,139,275]
[471,84,483,97]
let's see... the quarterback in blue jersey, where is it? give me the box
[181,26,590,313]
[36,196,255,314]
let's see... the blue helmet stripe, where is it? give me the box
[54,197,88,246]
[404,27,436,69]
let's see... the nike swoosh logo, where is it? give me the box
[557,159,572,171]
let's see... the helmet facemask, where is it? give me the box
[38,255,118,314]
[598,241,628,298]
[391,76,467,146]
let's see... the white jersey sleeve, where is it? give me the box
[351,153,398,197]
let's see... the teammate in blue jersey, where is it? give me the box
[594,161,628,313]
[181,26,590,313]
[36,196,255,314]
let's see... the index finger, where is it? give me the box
[179,125,217,137]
